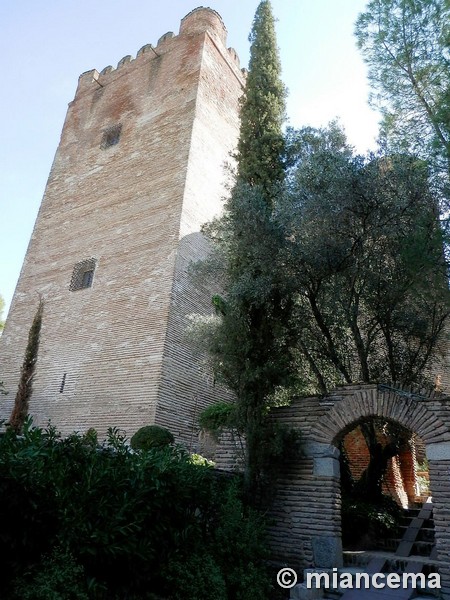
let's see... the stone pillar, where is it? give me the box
[426,442,450,600]
[305,442,343,569]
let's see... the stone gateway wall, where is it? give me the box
[263,384,450,599]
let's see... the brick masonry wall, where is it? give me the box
[0,9,243,441]
[154,22,244,445]
[342,426,418,508]
[215,383,450,597]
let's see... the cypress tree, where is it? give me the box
[223,1,290,501]
[236,0,286,197]
[195,2,291,505]
[9,298,44,432]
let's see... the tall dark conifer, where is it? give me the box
[9,298,44,432]
[216,1,290,502]
[196,2,291,503]
[236,0,286,197]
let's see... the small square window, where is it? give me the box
[101,124,122,149]
[70,258,97,291]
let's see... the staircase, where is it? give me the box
[323,499,440,599]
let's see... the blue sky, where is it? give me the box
[0,0,379,319]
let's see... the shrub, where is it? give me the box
[341,494,402,548]
[130,424,174,450]
[166,553,227,600]
[0,422,272,599]
[12,547,89,600]
[198,402,239,439]
[213,478,272,600]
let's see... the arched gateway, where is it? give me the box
[264,383,450,599]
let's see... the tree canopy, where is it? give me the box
[355,0,450,185]
[198,121,449,502]
[281,125,449,393]
[195,1,450,501]
[235,0,286,197]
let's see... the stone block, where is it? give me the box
[290,583,323,600]
[313,457,340,478]
[312,536,343,568]
[303,442,340,459]
[427,442,450,461]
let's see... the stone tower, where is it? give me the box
[0,8,244,443]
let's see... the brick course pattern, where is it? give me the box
[342,426,418,508]
[0,8,243,443]
[214,383,450,599]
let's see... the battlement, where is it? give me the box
[76,7,242,97]
[180,7,227,44]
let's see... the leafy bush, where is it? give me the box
[341,494,402,548]
[214,478,272,599]
[198,401,239,439]
[0,420,272,599]
[130,424,174,450]
[166,553,227,600]
[190,453,215,467]
[12,547,89,600]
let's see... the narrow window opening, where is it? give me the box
[60,373,67,393]
[81,269,94,288]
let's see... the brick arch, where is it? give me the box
[266,384,450,597]
[314,384,448,447]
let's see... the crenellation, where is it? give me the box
[116,54,133,69]
[180,7,227,45]
[136,44,152,57]
[75,69,100,96]
[157,32,175,46]
[72,9,243,106]
[227,47,240,68]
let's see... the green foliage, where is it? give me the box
[202,123,449,398]
[12,547,89,600]
[198,402,239,438]
[355,0,450,207]
[9,298,44,432]
[342,494,402,548]
[280,125,449,391]
[214,479,272,600]
[197,123,448,508]
[0,422,272,599]
[189,453,215,467]
[236,0,286,196]
[166,553,227,600]
[195,1,290,504]
[130,424,174,451]
[200,182,298,500]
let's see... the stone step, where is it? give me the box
[343,550,442,572]
[295,556,441,600]
[380,538,435,556]
[412,540,435,557]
